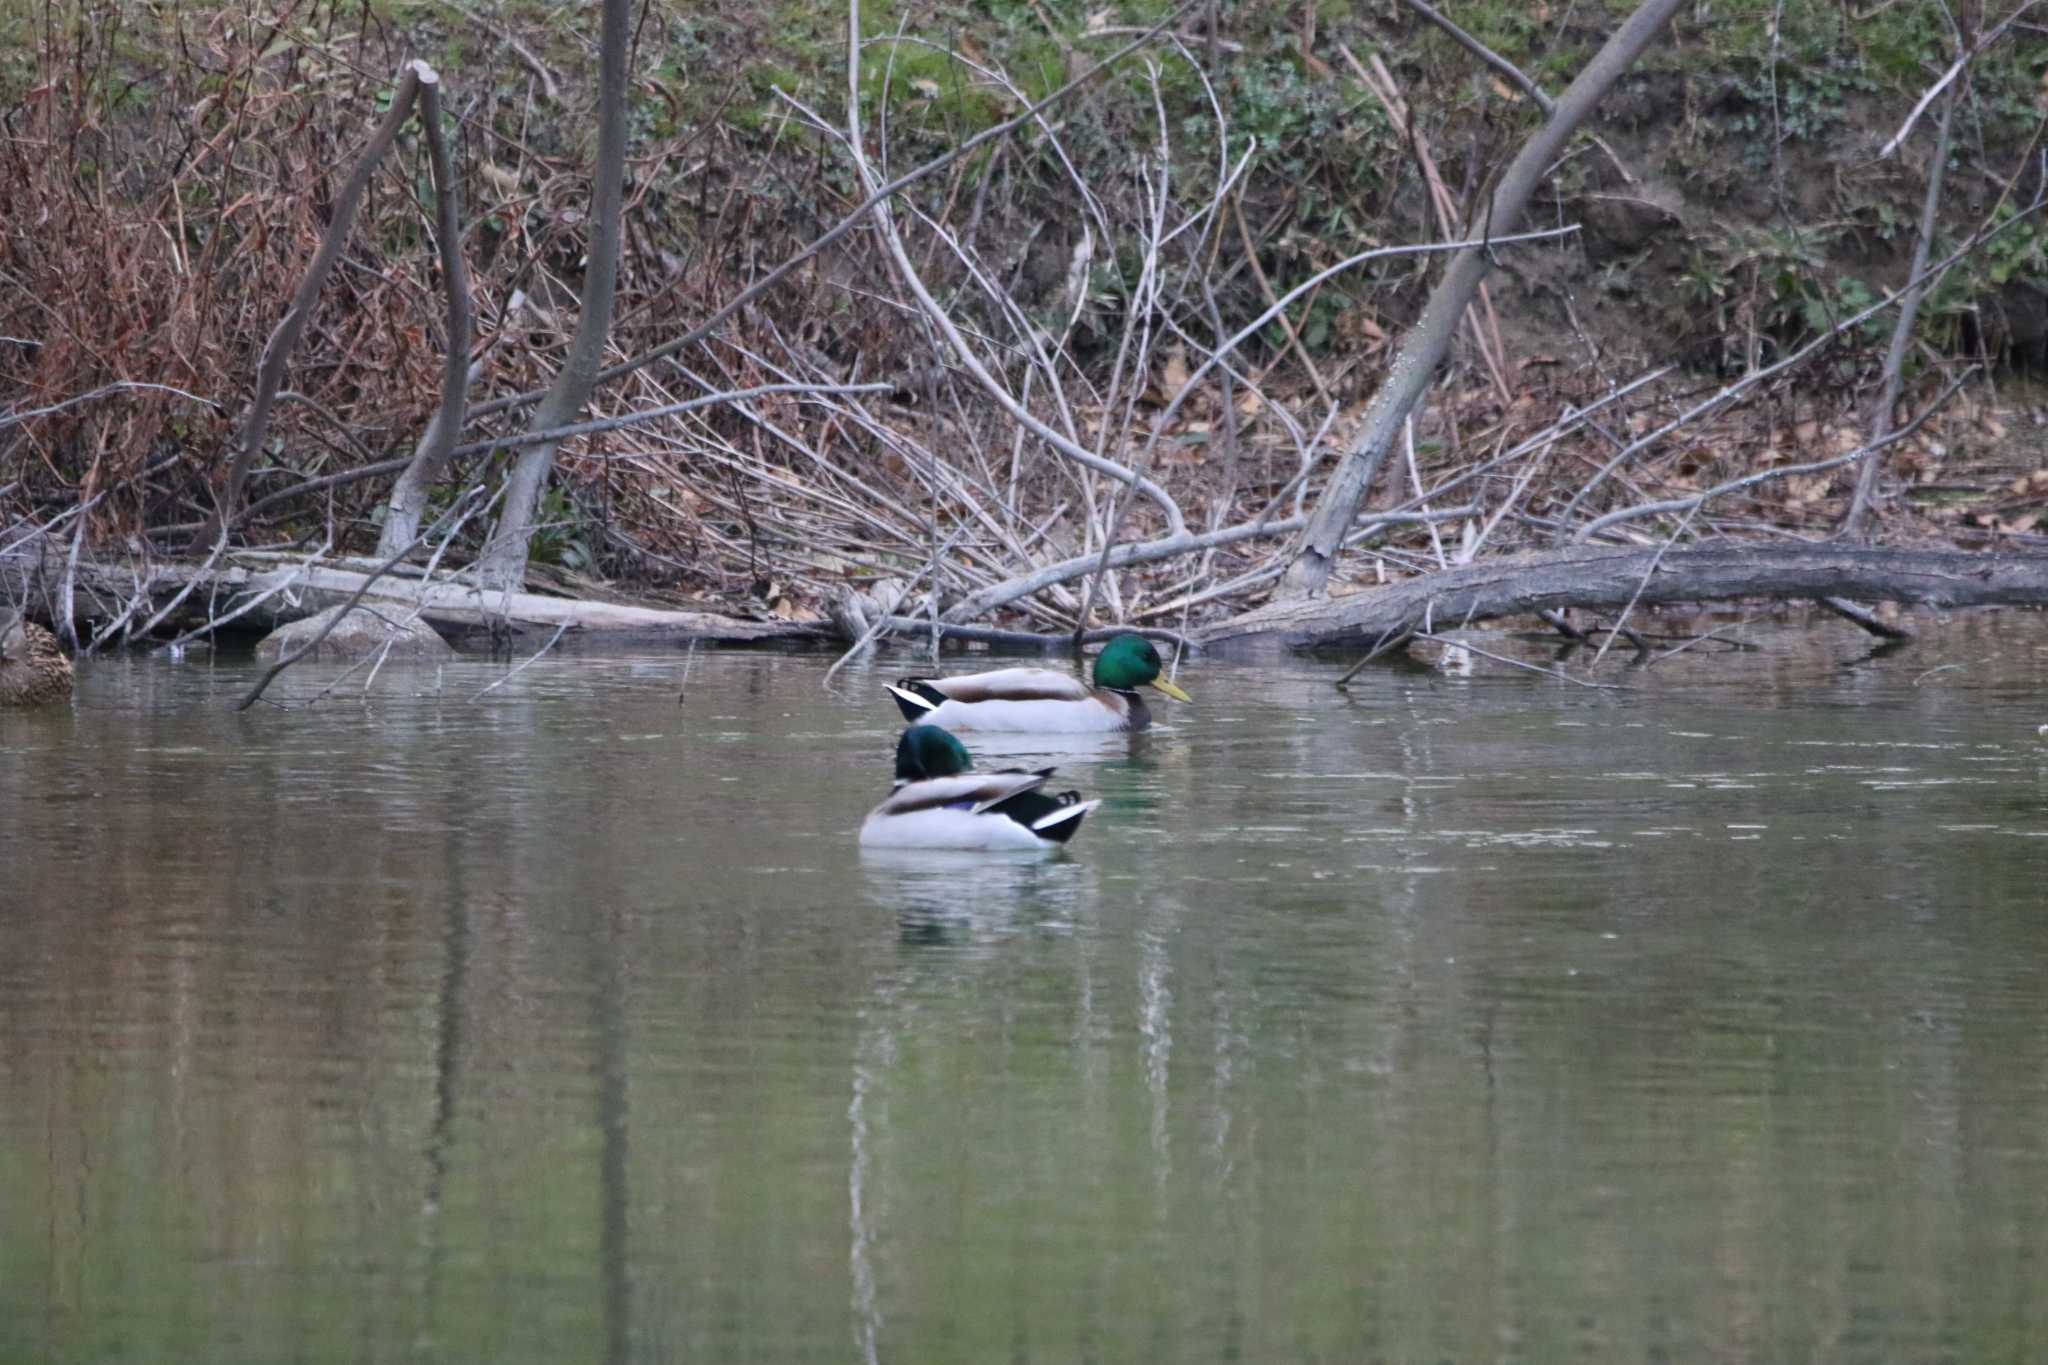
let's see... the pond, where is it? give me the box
[4,618,2047,1362]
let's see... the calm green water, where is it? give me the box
[4,622,2048,1363]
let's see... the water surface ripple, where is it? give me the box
[3,623,2047,1362]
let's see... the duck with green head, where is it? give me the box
[860,724,1100,849]
[885,632,1190,733]
[0,609,72,707]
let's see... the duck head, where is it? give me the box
[894,724,974,782]
[1091,634,1191,702]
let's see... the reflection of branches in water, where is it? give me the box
[848,980,896,1365]
[846,849,1099,1361]
[1140,927,1174,1194]
[596,902,632,1365]
[417,887,471,1347]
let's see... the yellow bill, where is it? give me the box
[1149,677,1193,703]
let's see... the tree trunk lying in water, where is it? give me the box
[0,541,815,650]
[1195,545,2048,652]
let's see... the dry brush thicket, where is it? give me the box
[4,0,2046,653]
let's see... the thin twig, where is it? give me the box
[1880,0,2041,156]
[822,526,966,687]
[0,381,220,433]
[1846,57,1957,538]
[1647,621,1750,663]
[1333,625,1417,686]
[378,60,474,556]
[152,535,335,652]
[1558,200,2045,534]
[1589,497,1700,669]
[463,0,1205,425]
[1579,367,1973,541]
[1816,596,1913,640]
[445,382,897,461]
[865,618,1190,650]
[209,64,426,539]
[472,620,571,700]
[1416,631,1620,688]
[125,522,238,643]
[1398,0,1555,114]
[235,486,483,711]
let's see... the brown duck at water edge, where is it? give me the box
[0,610,73,706]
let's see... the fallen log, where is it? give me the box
[0,537,816,650]
[1193,545,2048,652]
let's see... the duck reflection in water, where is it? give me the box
[859,846,1096,948]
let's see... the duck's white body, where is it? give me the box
[886,667,1142,733]
[859,805,1072,849]
[911,695,1136,734]
[858,771,1100,849]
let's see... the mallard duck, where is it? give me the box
[860,724,1100,849]
[0,610,72,707]
[884,633,1191,733]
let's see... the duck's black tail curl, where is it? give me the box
[987,788,1092,844]
[885,679,945,723]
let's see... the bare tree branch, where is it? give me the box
[1556,194,2046,535]
[202,65,425,547]
[462,0,1204,427]
[236,487,484,711]
[1398,0,1556,115]
[379,61,474,556]
[1879,0,2042,156]
[1845,65,1958,537]
[1,381,219,433]
[824,53,1188,536]
[1201,544,2048,652]
[1816,596,1912,640]
[1581,368,1972,542]
[471,620,571,700]
[1279,0,1689,599]
[474,0,631,595]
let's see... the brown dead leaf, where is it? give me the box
[1786,474,1830,504]
[1160,345,1190,404]
[1236,389,1265,419]
[480,162,522,197]
[773,598,824,623]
